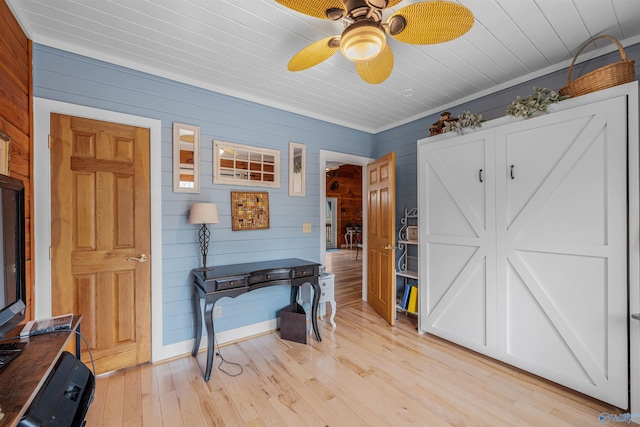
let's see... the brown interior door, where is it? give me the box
[50,114,151,374]
[366,152,396,325]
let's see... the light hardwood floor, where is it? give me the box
[85,249,622,426]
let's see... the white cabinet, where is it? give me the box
[299,273,336,329]
[418,85,638,409]
[317,273,336,327]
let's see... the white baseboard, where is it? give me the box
[154,318,279,362]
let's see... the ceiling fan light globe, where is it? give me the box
[340,21,386,62]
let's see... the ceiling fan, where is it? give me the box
[277,0,474,84]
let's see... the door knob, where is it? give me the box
[127,254,147,263]
[384,245,394,250]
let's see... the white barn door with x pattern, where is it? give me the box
[421,95,628,408]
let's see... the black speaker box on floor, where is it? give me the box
[19,351,95,427]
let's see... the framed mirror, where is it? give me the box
[289,142,305,197]
[214,140,280,188]
[173,123,200,193]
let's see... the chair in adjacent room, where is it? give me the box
[355,232,363,260]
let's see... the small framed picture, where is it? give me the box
[0,130,10,175]
[231,191,270,231]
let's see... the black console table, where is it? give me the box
[191,258,321,381]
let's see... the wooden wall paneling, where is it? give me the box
[0,1,28,51]
[0,2,29,134]
[0,0,33,320]
[326,164,362,247]
[0,117,29,177]
[0,3,29,86]
[0,79,29,134]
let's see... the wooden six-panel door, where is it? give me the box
[50,114,151,374]
[366,152,396,325]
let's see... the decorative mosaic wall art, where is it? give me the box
[231,191,270,231]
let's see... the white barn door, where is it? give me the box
[420,131,497,356]
[495,97,628,408]
[420,95,628,408]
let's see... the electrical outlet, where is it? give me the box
[303,223,312,233]
[214,306,222,318]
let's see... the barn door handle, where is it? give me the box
[510,165,515,180]
[128,254,147,263]
[479,169,484,182]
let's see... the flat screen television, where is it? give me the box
[0,174,26,339]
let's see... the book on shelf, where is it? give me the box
[20,313,73,338]
[407,286,418,313]
[401,284,411,309]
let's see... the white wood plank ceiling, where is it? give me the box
[8,0,640,133]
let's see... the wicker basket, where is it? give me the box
[559,35,635,98]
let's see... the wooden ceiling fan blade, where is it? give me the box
[288,37,340,71]
[276,0,346,20]
[388,1,474,44]
[355,44,393,84]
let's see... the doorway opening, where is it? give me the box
[319,150,372,306]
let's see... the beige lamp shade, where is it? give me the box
[189,203,219,224]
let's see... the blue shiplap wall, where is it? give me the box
[374,42,640,229]
[33,40,640,347]
[33,44,375,346]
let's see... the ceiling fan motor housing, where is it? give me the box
[343,0,384,21]
[365,0,389,9]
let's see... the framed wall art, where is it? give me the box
[231,191,270,231]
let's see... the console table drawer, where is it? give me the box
[213,276,248,291]
[292,266,316,279]
[249,268,291,284]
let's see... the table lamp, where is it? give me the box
[189,203,219,269]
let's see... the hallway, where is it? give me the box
[325,247,419,331]
[325,248,363,308]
